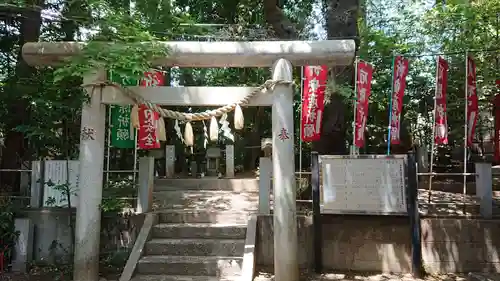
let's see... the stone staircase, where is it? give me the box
[131,178,259,281]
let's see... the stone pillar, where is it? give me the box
[271,58,298,281]
[73,70,106,281]
[475,162,493,219]
[12,218,33,272]
[165,145,175,178]
[137,157,155,213]
[258,157,272,215]
[226,144,235,178]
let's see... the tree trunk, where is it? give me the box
[0,1,44,192]
[311,0,359,155]
[264,0,359,155]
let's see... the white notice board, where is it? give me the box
[320,155,407,215]
[43,160,80,208]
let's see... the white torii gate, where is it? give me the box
[22,40,355,281]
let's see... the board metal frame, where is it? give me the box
[318,154,409,216]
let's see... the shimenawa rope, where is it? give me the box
[83,79,293,121]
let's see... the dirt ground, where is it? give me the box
[0,272,117,281]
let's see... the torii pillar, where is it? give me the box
[21,40,356,281]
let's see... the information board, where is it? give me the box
[320,155,407,215]
[43,160,80,208]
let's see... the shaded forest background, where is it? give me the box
[0,0,498,279]
[0,0,499,193]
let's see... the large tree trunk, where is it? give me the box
[263,0,358,156]
[312,0,359,155]
[0,1,44,192]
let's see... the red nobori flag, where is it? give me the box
[301,65,328,142]
[138,104,161,149]
[141,71,165,87]
[354,60,374,148]
[434,57,449,145]
[389,56,409,145]
[137,70,164,149]
[466,56,479,146]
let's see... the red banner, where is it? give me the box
[301,65,327,142]
[434,57,449,145]
[389,56,409,145]
[137,71,164,149]
[141,71,165,87]
[138,105,161,149]
[354,60,373,148]
[466,56,479,146]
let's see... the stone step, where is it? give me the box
[137,255,243,276]
[152,223,247,239]
[152,190,259,211]
[131,275,238,281]
[158,210,252,224]
[145,238,244,256]
[154,178,259,192]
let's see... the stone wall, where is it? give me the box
[421,218,500,273]
[257,215,500,273]
[16,208,145,263]
[256,215,412,272]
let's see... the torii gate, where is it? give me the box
[22,40,355,281]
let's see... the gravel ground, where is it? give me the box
[254,271,500,281]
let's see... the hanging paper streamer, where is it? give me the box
[234,104,244,130]
[156,117,166,141]
[389,56,409,145]
[209,116,219,142]
[354,60,374,148]
[137,104,161,149]
[131,104,140,129]
[174,120,184,144]
[202,121,209,148]
[184,122,194,147]
[434,57,449,145]
[466,56,479,147]
[301,65,328,142]
[219,113,235,142]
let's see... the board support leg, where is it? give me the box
[311,151,322,273]
[407,153,423,278]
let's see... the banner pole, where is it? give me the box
[106,106,112,183]
[463,51,469,213]
[299,66,304,180]
[428,56,439,204]
[387,52,396,155]
[352,57,359,155]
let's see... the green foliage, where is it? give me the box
[0,197,20,269]
[54,2,170,83]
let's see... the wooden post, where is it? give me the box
[165,145,175,178]
[271,58,298,281]
[226,144,235,178]
[73,70,107,281]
